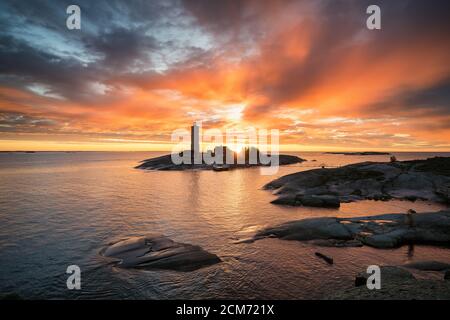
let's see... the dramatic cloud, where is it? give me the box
[0,0,449,151]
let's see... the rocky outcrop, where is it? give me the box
[265,157,450,207]
[136,153,304,170]
[251,210,450,249]
[101,235,221,271]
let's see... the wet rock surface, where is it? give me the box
[403,260,450,271]
[272,194,340,208]
[265,157,450,207]
[101,235,221,271]
[445,270,450,280]
[354,266,415,287]
[251,210,450,249]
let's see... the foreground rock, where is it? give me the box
[265,157,450,207]
[355,266,415,287]
[101,235,221,271]
[329,266,450,299]
[251,210,450,249]
[136,153,304,171]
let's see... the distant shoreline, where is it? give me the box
[324,151,391,155]
[1,150,450,153]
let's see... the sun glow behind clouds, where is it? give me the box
[224,103,245,122]
[0,0,450,151]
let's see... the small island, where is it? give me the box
[136,149,304,171]
[325,151,391,156]
[136,123,304,171]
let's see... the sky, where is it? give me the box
[0,0,449,151]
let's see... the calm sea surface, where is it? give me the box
[0,151,449,299]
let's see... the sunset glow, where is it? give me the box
[1,0,449,151]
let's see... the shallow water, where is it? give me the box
[0,151,449,299]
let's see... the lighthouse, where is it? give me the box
[190,122,200,164]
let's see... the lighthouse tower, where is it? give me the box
[190,122,200,164]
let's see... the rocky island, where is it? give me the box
[137,123,305,170]
[101,235,221,271]
[136,150,304,171]
[265,157,450,208]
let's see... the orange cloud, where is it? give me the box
[1,0,450,151]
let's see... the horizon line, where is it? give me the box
[1,150,450,153]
